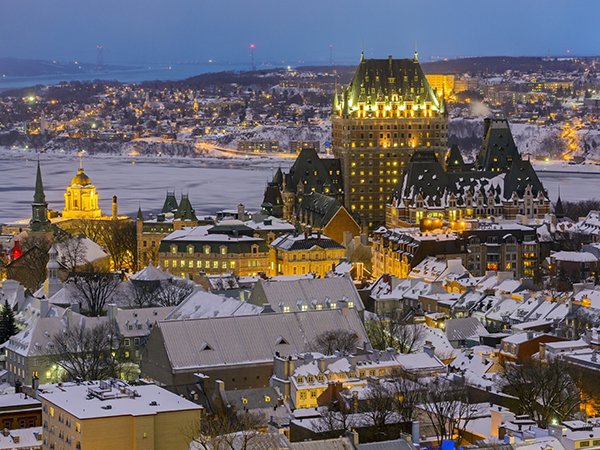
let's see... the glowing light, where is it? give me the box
[250,43,255,49]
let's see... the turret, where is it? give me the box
[43,245,62,298]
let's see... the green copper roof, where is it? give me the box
[337,54,442,115]
[161,191,179,214]
[175,194,197,221]
[34,161,46,204]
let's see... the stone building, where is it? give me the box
[158,222,269,278]
[386,118,550,227]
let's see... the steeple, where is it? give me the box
[555,186,565,219]
[34,160,45,204]
[360,50,365,63]
[30,161,51,233]
[137,206,144,221]
[413,50,419,63]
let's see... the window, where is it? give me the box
[299,392,307,400]
[220,247,227,255]
[170,245,177,254]
[203,245,210,255]
[124,338,130,346]
[187,245,194,255]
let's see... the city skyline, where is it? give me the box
[1,0,599,66]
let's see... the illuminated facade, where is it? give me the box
[62,165,102,219]
[332,52,448,226]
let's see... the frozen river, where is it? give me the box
[0,153,290,222]
[0,152,598,223]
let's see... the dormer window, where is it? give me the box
[170,245,177,254]
[203,245,210,255]
[220,246,227,255]
[187,245,194,255]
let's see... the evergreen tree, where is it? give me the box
[0,300,17,344]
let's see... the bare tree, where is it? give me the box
[502,360,581,427]
[317,402,357,436]
[420,378,476,447]
[98,220,137,271]
[366,317,424,354]
[360,381,396,435]
[47,321,122,381]
[389,374,422,422]
[70,219,137,271]
[57,236,88,273]
[67,268,121,316]
[153,279,194,307]
[129,279,193,308]
[192,410,276,450]
[312,329,360,356]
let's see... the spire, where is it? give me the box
[31,161,50,233]
[137,205,144,221]
[34,160,45,204]
[555,186,565,219]
[360,50,365,63]
[413,50,419,63]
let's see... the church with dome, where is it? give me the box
[62,165,103,219]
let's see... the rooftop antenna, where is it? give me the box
[249,43,256,71]
[329,44,334,66]
[96,44,104,70]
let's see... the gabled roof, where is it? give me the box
[130,263,173,282]
[250,276,363,312]
[153,308,368,370]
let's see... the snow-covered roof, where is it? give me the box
[37,380,201,419]
[129,263,173,281]
[551,251,598,263]
[166,289,263,320]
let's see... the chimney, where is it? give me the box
[237,203,245,221]
[107,303,117,323]
[31,376,39,392]
[412,421,420,445]
[112,195,118,220]
[423,340,435,357]
[39,299,49,318]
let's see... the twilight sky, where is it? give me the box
[1,0,598,65]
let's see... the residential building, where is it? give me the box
[136,191,203,269]
[141,308,368,395]
[248,276,364,314]
[0,393,41,430]
[158,222,269,278]
[38,380,201,450]
[269,232,345,277]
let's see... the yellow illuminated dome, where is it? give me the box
[62,165,102,219]
[70,168,92,187]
